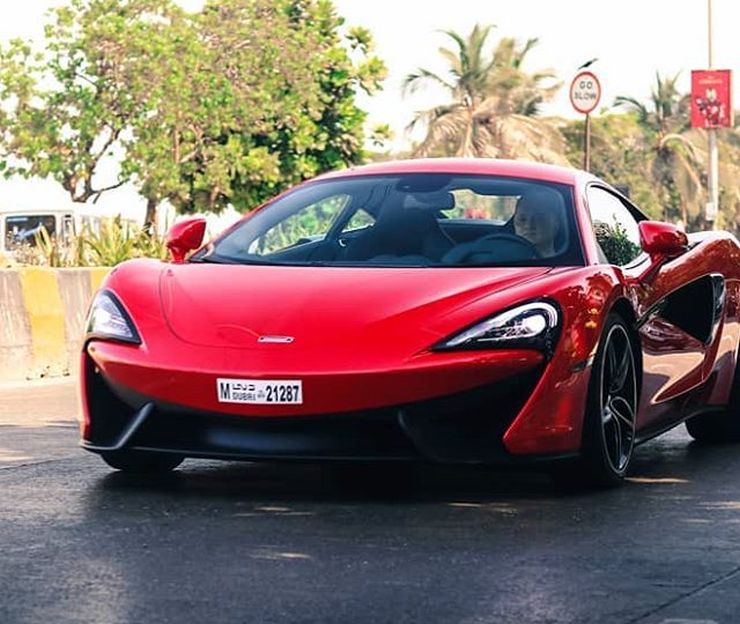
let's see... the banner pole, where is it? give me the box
[706,0,719,227]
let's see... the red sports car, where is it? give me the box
[80,159,740,485]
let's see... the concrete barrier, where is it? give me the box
[0,267,110,381]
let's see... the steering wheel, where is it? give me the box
[443,233,540,265]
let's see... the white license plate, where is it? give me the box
[216,378,303,405]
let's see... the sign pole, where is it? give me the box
[569,71,600,172]
[583,113,591,172]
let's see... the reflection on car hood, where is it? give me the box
[159,264,552,354]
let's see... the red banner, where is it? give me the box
[691,70,733,128]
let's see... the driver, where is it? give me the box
[513,191,562,257]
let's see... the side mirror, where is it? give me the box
[166,217,206,264]
[639,221,688,260]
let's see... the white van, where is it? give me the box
[0,208,76,254]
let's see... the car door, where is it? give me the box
[586,185,714,433]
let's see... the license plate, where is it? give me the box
[216,378,303,405]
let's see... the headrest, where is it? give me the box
[516,188,565,217]
[402,191,455,211]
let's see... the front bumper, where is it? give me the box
[81,354,560,464]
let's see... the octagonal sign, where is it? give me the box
[570,71,601,114]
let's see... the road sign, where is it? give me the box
[570,71,601,115]
[691,69,733,128]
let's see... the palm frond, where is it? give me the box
[412,109,467,157]
[437,47,463,79]
[406,103,459,132]
[614,96,650,125]
[439,29,470,74]
[513,37,539,69]
[659,133,697,159]
[466,23,495,73]
[402,68,455,96]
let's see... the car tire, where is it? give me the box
[101,451,184,473]
[556,313,638,487]
[685,359,740,443]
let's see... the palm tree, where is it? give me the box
[615,73,703,225]
[485,36,561,116]
[403,25,566,163]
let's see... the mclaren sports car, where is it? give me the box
[80,159,740,485]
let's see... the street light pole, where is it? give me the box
[706,0,719,225]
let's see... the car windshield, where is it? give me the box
[198,173,583,268]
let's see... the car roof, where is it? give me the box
[314,158,585,186]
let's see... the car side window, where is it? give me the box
[342,208,375,233]
[587,187,643,266]
[248,194,350,255]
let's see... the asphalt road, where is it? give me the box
[3,380,740,623]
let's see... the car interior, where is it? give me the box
[209,176,584,268]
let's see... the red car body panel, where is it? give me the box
[79,158,740,464]
[627,235,740,428]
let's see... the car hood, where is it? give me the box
[159,264,552,355]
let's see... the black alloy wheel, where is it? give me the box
[570,314,638,487]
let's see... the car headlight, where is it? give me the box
[85,291,141,344]
[434,301,560,355]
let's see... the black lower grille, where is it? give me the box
[399,368,542,462]
[84,355,139,448]
[85,362,543,463]
[132,406,417,460]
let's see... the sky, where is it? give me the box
[332,0,739,149]
[0,0,737,222]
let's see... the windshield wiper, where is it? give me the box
[189,255,233,265]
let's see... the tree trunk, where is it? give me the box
[144,198,159,234]
[458,103,475,157]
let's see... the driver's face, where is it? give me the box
[514,203,557,250]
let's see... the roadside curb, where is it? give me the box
[0,375,76,390]
[0,267,110,381]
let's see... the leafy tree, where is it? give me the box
[0,0,151,202]
[561,113,664,219]
[0,0,386,226]
[594,221,642,266]
[403,24,565,163]
[186,1,386,214]
[485,36,561,116]
[614,72,704,225]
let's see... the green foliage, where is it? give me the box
[0,0,386,221]
[81,217,167,266]
[34,226,69,268]
[11,218,167,267]
[368,123,393,150]
[594,221,642,266]
[252,194,347,254]
[8,225,89,267]
[0,4,134,201]
[612,73,704,226]
[403,24,564,162]
[561,113,666,220]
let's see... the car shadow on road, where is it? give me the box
[94,460,564,502]
[87,454,688,508]
[83,425,740,510]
